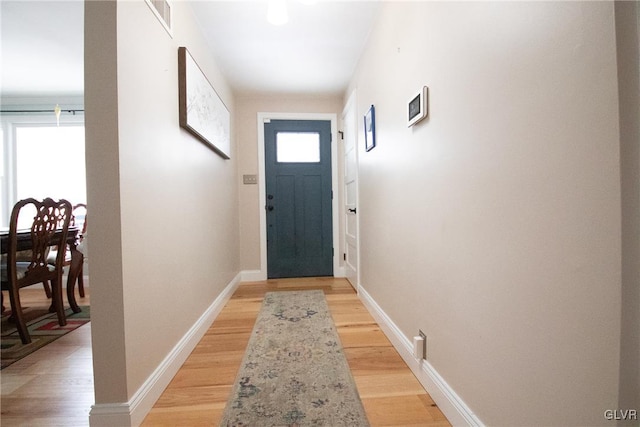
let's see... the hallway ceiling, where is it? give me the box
[191,1,380,95]
[0,1,380,98]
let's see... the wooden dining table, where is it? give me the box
[1,226,84,314]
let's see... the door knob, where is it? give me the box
[348,208,357,214]
[267,205,274,211]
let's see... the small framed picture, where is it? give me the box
[364,105,376,152]
[408,86,428,127]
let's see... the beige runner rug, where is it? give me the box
[220,290,369,426]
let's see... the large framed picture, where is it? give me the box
[178,47,231,159]
[364,105,376,152]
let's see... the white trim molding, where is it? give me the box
[257,112,340,280]
[358,285,484,427]
[241,269,266,282]
[89,272,242,427]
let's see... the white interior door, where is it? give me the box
[342,93,359,287]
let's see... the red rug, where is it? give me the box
[1,305,90,369]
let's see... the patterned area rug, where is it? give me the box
[220,290,369,427]
[1,305,90,369]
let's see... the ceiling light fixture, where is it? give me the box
[267,0,288,26]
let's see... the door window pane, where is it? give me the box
[276,132,320,163]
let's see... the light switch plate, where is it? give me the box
[243,174,258,185]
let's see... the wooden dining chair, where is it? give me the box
[1,198,72,344]
[70,203,87,298]
[45,203,87,298]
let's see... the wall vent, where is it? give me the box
[145,0,172,37]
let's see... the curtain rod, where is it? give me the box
[0,109,84,114]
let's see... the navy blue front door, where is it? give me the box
[265,119,333,278]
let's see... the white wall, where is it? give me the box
[616,1,640,424]
[85,0,239,421]
[347,2,623,426]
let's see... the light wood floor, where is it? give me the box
[1,287,93,426]
[143,277,449,426]
[1,278,450,426]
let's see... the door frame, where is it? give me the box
[255,112,342,281]
[341,89,360,289]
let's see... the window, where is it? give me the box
[15,125,86,205]
[1,113,86,227]
[276,132,320,163]
[0,130,4,223]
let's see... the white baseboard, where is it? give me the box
[333,266,346,278]
[357,285,484,427]
[89,272,242,427]
[241,269,266,282]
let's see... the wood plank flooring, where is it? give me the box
[143,277,450,426]
[1,278,450,426]
[1,288,93,426]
